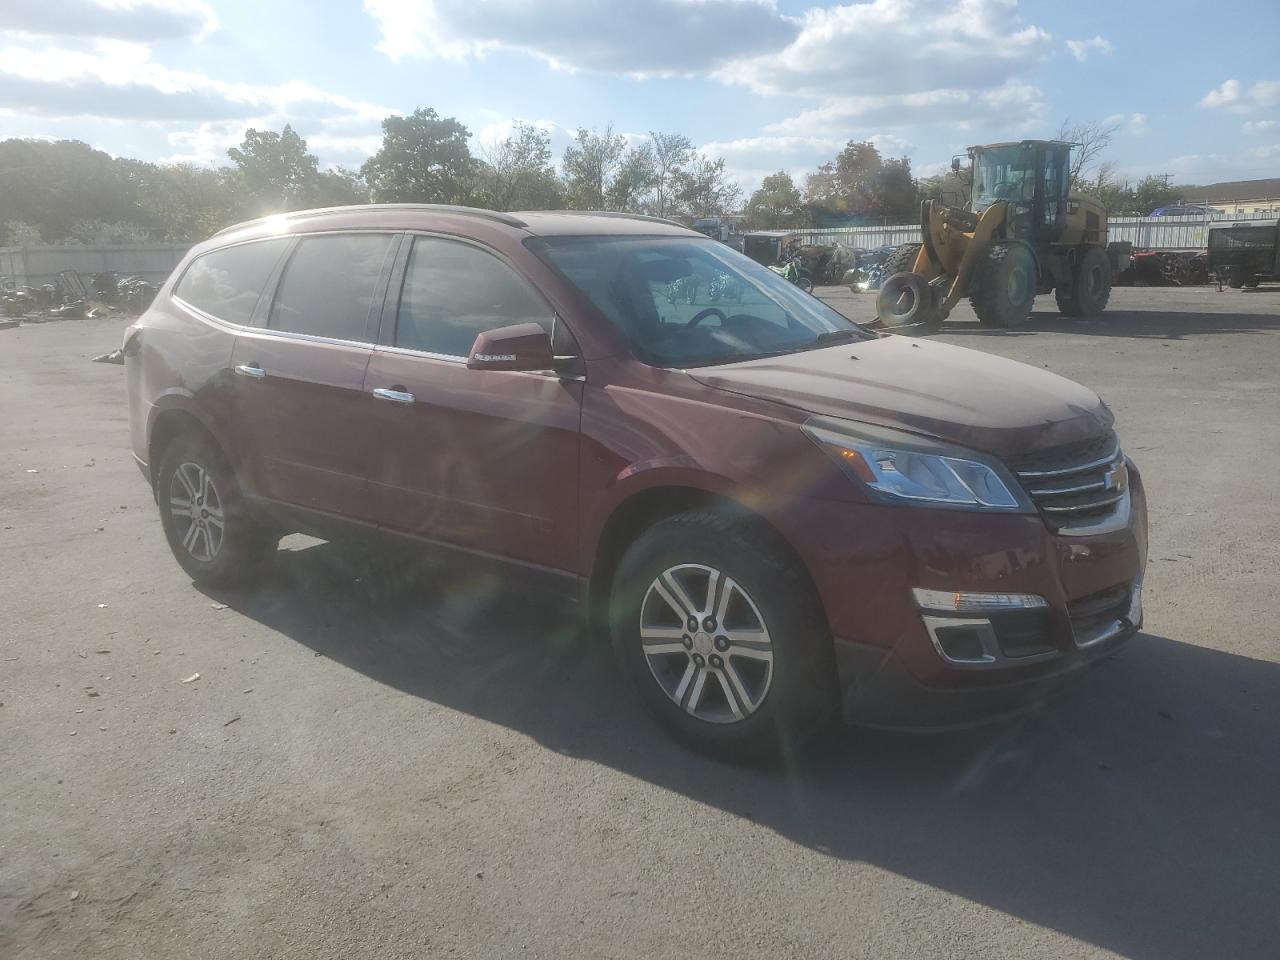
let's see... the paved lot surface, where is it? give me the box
[2,287,1279,959]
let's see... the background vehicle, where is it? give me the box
[876,139,1124,333]
[1207,219,1280,288]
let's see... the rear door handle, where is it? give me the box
[372,386,415,404]
[234,363,265,379]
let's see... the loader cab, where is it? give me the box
[969,140,1071,242]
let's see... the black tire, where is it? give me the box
[795,276,814,293]
[609,509,838,761]
[970,242,1036,328]
[882,243,922,278]
[876,272,942,332]
[1227,265,1250,289]
[156,433,277,587]
[1056,246,1112,317]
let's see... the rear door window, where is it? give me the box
[174,238,289,325]
[394,237,554,357]
[269,234,395,342]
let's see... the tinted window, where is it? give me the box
[269,234,394,342]
[395,238,553,357]
[174,238,289,325]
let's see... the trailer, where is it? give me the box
[1207,220,1280,288]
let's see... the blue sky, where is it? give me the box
[1,0,1277,194]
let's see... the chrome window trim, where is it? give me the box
[372,343,467,364]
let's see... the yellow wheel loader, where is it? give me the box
[875,140,1117,334]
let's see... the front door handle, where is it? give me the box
[234,363,265,379]
[372,386,415,404]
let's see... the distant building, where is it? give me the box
[1177,178,1280,217]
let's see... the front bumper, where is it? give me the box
[777,465,1149,728]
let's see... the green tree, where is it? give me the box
[561,126,628,210]
[226,125,321,214]
[130,161,249,240]
[475,123,563,211]
[0,139,143,242]
[670,156,741,220]
[361,108,476,204]
[804,140,916,222]
[744,171,803,228]
[313,166,371,207]
[606,143,657,212]
[648,132,694,218]
[1133,175,1180,216]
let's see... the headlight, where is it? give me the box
[802,417,1031,511]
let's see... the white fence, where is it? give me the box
[0,243,190,289]
[794,212,1280,253]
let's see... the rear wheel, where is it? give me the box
[794,276,814,293]
[970,242,1036,328]
[610,509,837,761]
[1228,263,1259,289]
[156,434,277,587]
[1056,246,1112,317]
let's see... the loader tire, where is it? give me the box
[1056,246,1112,317]
[882,243,922,278]
[970,242,1035,328]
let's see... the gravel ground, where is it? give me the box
[2,286,1279,960]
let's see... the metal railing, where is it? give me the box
[793,212,1280,253]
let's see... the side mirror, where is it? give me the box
[951,156,962,174]
[467,323,554,372]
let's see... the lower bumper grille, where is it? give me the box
[1068,583,1136,647]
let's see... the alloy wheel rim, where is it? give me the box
[639,563,774,724]
[169,461,224,562]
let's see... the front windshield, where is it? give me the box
[529,235,868,367]
[972,145,1037,210]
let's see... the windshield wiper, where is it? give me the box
[809,328,862,347]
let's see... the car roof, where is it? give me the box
[210,204,702,244]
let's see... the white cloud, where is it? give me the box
[0,38,394,166]
[361,0,797,74]
[1103,112,1148,135]
[1201,79,1280,113]
[2,0,217,42]
[715,0,1050,99]
[1065,35,1112,62]
[764,80,1046,134]
[1243,119,1277,134]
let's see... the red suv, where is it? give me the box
[125,205,1147,757]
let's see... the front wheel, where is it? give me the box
[970,242,1036,328]
[610,510,837,760]
[156,434,277,587]
[794,276,814,293]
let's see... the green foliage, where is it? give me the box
[360,108,476,204]
[561,126,629,210]
[0,139,143,242]
[226,125,321,214]
[803,141,918,223]
[475,123,563,211]
[745,171,803,228]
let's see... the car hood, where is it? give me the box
[688,335,1113,458]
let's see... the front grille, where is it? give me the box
[1009,430,1127,532]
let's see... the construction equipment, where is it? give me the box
[1207,219,1279,289]
[876,140,1118,333]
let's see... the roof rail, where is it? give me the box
[521,209,689,229]
[212,203,528,238]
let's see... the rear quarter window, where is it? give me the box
[174,238,290,325]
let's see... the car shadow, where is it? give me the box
[939,308,1280,340]
[202,541,1280,960]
